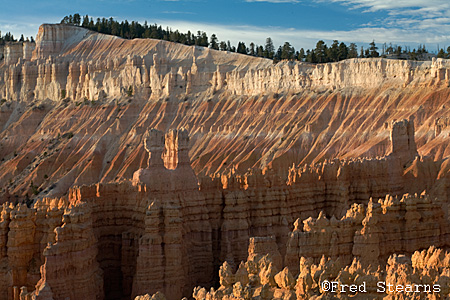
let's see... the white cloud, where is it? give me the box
[245,0,300,3]
[3,0,450,52]
[153,18,450,50]
[323,0,450,12]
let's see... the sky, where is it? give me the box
[1,0,450,51]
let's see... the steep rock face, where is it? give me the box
[189,244,450,300]
[32,24,89,60]
[34,203,103,300]
[1,42,35,66]
[285,193,450,274]
[2,24,450,201]
[1,23,450,300]
[0,129,444,299]
[6,124,443,299]
[61,128,214,300]
[0,198,67,300]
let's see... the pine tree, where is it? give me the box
[298,48,305,61]
[227,40,233,52]
[73,13,81,26]
[209,34,219,50]
[265,37,275,59]
[249,42,256,56]
[437,48,446,58]
[281,42,294,60]
[348,43,358,58]
[219,41,227,51]
[237,42,247,54]
[314,40,327,63]
[338,42,348,61]
[257,46,264,57]
[305,49,317,63]
[368,40,379,57]
[82,15,89,27]
[328,40,339,62]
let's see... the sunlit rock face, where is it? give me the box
[0,24,450,300]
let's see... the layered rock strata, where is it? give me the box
[2,24,450,202]
[0,123,443,299]
[285,193,450,274]
[0,23,450,300]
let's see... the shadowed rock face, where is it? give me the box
[0,24,450,300]
[2,24,450,202]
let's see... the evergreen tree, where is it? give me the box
[73,13,81,26]
[219,41,227,51]
[328,40,339,62]
[314,40,327,63]
[209,34,219,50]
[249,42,256,56]
[257,45,264,57]
[237,42,247,54]
[348,43,358,58]
[274,46,282,60]
[368,40,379,57]
[437,48,446,58]
[265,37,275,59]
[227,40,233,51]
[305,49,317,63]
[386,43,394,55]
[281,42,295,60]
[298,48,305,61]
[82,15,90,27]
[338,42,348,61]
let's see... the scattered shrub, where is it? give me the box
[127,86,133,97]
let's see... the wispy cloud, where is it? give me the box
[322,0,450,12]
[153,18,450,50]
[245,0,300,2]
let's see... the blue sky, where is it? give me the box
[2,0,450,51]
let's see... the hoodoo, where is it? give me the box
[0,23,449,299]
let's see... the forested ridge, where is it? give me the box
[2,13,450,62]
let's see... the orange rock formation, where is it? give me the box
[0,23,449,300]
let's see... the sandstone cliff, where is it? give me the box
[0,123,441,299]
[188,241,450,300]
[1,24,450,201]
[0,23,450,300]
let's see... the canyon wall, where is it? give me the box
[1,24,450,200]
[189,240,450,300]
[0,24,450,300]
[0,122,444,299]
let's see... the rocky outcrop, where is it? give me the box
[1,42,35,66]
[2,23,450,300]
[389,116,418,166]
[187,242,450,300]
[33,203,103,300]
[183,236,450,300]
[285,193,450,274]
[0,198,67,300]
[2,25,450,200]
